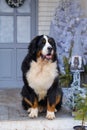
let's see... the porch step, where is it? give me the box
[0,117,76,130]
[0,89,84,130]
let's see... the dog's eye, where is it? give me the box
[48,39,52,43]
[48,38,55,46]
[48,38,54,44]
[42,39,46,44]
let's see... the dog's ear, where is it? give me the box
[28,35,42,56]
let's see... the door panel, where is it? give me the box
[16,49,27,79]
[0,0,37,88]
[0,49,13,78]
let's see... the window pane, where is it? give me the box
[0,0,13,13]
[0,16,14,43]
[17,0,31,13]
[17,16,31,43]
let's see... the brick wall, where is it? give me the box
[38,0,59,35]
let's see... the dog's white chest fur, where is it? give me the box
[26,58,58,100]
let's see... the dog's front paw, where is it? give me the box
[28,108,38,118]
[46,111,55,120]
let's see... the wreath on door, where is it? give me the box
[6,0,25,8]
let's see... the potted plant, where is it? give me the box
[73,93,87,130]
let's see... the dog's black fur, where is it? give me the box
[21,35,63,119]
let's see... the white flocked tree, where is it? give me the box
[50,0,87,74]
[49,0,87,110]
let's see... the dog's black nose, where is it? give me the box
[47,47,52,53]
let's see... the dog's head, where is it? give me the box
[28,35,57,62]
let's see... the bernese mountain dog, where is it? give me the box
[21,35,63,120]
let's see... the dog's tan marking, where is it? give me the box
[24,97,38,108]
[56,95,61,105]
[47,101,55,112]
[33,98,38,108]
[24,97,32,106]
[38,105,45,113]
[46,95,61,119]
[24,97,38,118]
[37,50,42,58]
[47,95,61,112]
[46,101,55,119]
[29,98,38,118]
